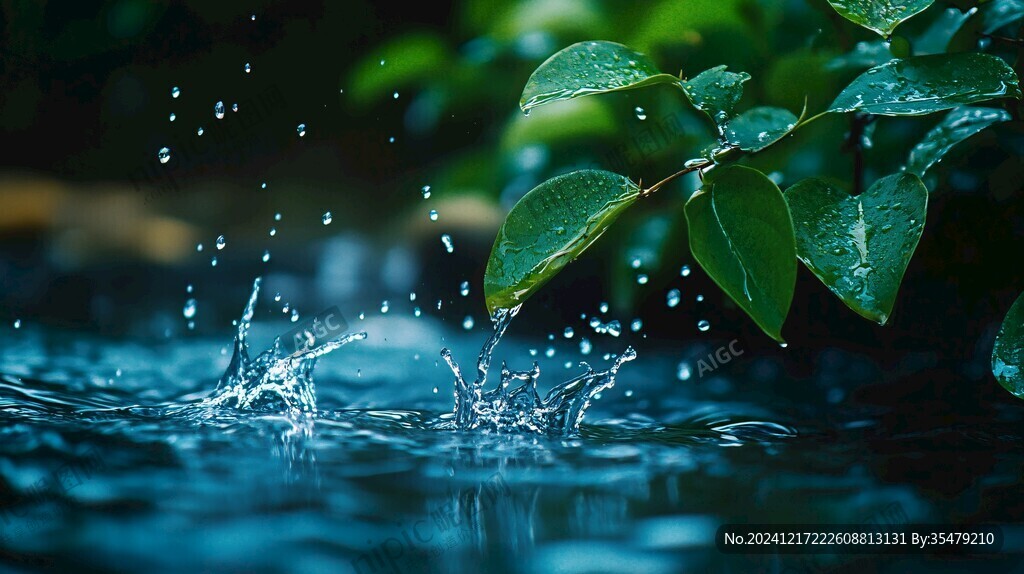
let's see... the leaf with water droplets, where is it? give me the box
[784,174,927,325]
[829,53,1021,116]
[685,165,796,342]
[485,170,640,314]
[993,292,1024,399]
[905,106,1011,178]
[826,0,934,37]
[724,106,799,152]
[519,41,680,112]
[681,65,751,127]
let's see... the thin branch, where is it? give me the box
[640,159,715,198]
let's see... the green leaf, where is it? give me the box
[484,170,640,314]
[826,41,893,72]
[993,292,1024,399]
[724,106,798,152]
[682,65,751,127]
[829,53,1022,116]
[684,165,796,342]
[519,41,679,112]
[914,6,977,55]
[905,106,1011,178]
[826,0,934,37]
[982,0,1024,34]
[784,174,927,325]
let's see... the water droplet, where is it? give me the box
[214,101,225,119]
[216,235,226,250]
[171,86,180,98]
[274,213,282,221]
[262,250,271,262]
[634,106,647,120]
[680,265,691,277]
[441,234,454,253]
[421,185,431,199]
[157,147,171,164]
[169,112,176,122]
[459,281,470,296]
[211,257,217,267]
[697,319,710,332]
[297,123,306,137]
[579,338,592,355]
[393,91,399,99]
[429,210,438,221]
[380,300,390,314]
[250,13,256,21]
[183,298,197,319]
[779,342,788,348]
[696,294,704,302]
[462,316,475,330]
[564,327,574,339]
[630,257,642,269]
[545,347,556,358]
[636,274,648,285]
[186,284,193,293]
[432,386,439,394]
[380,59,385,66]
[607,321,622,337]
[409,292,417,302]
[666,289,680,308]
[197,127,204,136]
[196,243,203,252]
[630,319,643,332]
[13,319,21,329]
[232,103,238,112]
[244,63,252,73]
[599,302,609,314]
[677,362,692,381]
[261,182,267,189]
[322,211,333,225]
[414,307,422,317]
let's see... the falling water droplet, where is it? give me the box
[381,300,390,314]
[462,316,475,330]
[214,101,225,119]
[421,185,431,199]
[244,63,251,73]
[680,265,691,277]
[297,123,306,137]
[634,106,647,120]
[169,113,176,122]
[459,281,470,296]
[197,127,204,136]
[636,274,648,285]
[441,234,454,253]
[563,327,574,339]
[13,319,21,329]
[393,91,399,99]
[666,289,681,308]
[232,103,238,112]
[696,294,704,302]
[261,182,267,189]
[429,210,438,221]
[607,321,622,337]
[579,338,592,355]
[183,298,197,319]
[630,319,643,332]
[414,307,422,317]
[216,235,226,250]
[196,243,203,252]
[262,250,271,262]
[186,284,193,293]
[274,213,282,221]
[545,347,556,358]
[676,362,692,381]
[157,147,171,164]
[291,309,300,323]
[211,257,218,267]
[697,319,710,332]
[599,302,609,314]
[171,86,180,98]
[432,386,439,394]
[322,211,333,225]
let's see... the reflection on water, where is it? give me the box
[0,316,1022,573]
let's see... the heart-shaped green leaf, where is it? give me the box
[724,107,799,152]
[682,65,751,127]
[484,170,640,314]
[826,0,934,37]
[785,174,927,325]
[993,291,1024,399]
[829,53,1021,116]
[685,165,796,342]
[520,41,680,112]
[905,106,1011,178]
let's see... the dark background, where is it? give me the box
[1,0,1022,416]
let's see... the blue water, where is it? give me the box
[1,301,1023,573]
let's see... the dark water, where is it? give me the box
[1,313,1023,574]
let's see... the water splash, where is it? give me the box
[202,278,366,414]
[437,306,635,435]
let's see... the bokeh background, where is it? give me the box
[1,0,1023,416]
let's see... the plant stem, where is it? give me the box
[640,160,714,198]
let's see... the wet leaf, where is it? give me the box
[829,53,1021,116]
[826,41,893,72]
[981,0,1024,34]
[682,65,751,127]
[905,106,1011,178]
[724,107,798,152]
[685,165,796,342]
[520,41,680,112]
[484,170,640,314]
[826,0,934,37]
[784,174,927,325]
[993,292,1024,399]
